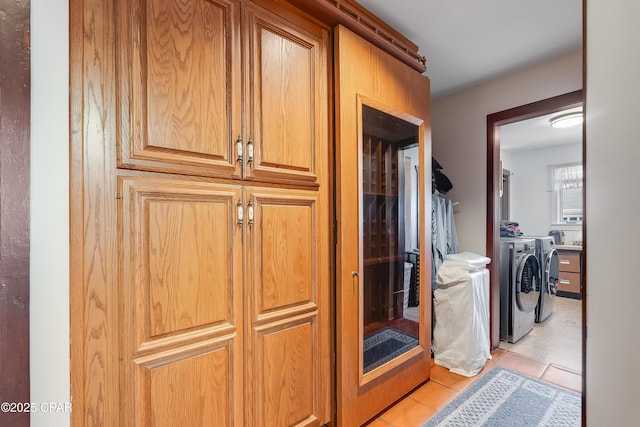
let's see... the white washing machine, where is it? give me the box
[499,238,541,343]
[525,236,559,323]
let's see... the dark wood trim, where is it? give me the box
[0,1,31,426]
[486,89,583,350]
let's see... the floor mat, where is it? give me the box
[423,366,581,426]
[363,327,419,373]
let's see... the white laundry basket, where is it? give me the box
[433,252,491,377]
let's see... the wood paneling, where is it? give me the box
[70,0,121,424]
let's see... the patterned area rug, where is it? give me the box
[423,367,581,426]
[363,327,418,373]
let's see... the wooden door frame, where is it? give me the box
[0,1,31,426]
[486,91,586,421]
[486,89,583,349]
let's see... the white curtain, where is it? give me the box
[547,162,583,191]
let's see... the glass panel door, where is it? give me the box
[335,25,431,426]
[361,105,420,374]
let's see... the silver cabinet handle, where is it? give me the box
[559,260,571,265]
[559,279,571,285]
[236,135,243,163]
[237,199,243,227]
[247,138,254,166]
[247,199,254,229]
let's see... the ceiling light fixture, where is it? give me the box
[549,111,583,128]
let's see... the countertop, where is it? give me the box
[555,245,583,251]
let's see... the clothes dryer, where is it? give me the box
[525,236,559,323]
[499,238,541,343]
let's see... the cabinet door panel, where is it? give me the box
[117,0,241,178]
[144,345,234,426]
[244,187,330,426]
[243,5,328,185]
[256,320,316,426]
[119,176,243,426]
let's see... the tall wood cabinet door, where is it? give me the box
[335,25,432,426]
[241,4,329,187]
[244,187,331,426]
[116,0,242,179]
[118,176,244,426]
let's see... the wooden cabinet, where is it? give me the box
[73,0,330,425]
[557,249,583,298]
[73,0,430,425]
[116,0,325,187]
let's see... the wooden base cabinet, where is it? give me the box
[71,0,330,425]
[557,249,583,299]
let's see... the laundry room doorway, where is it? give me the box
[486,90,585,381]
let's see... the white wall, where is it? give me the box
[586,0,640,424]
[31,0,70,426]
[504,143,582,239]
[431,50,582,255]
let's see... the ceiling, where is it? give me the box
[499,107,583,153]
[356,0,583,152]
[356,0,583,100]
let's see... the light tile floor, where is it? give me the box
[499,296,582,372]
[367,297,583,426]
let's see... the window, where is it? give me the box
[548,162,583,223]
